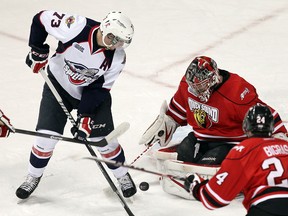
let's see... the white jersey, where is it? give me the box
[30,10,125,100]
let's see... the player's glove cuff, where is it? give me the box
[26,44,50,73]
[0,109,15,137]
[71,115,93,141]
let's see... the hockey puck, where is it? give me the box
[139,182,149,191]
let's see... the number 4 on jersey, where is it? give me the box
[216,172,229,185]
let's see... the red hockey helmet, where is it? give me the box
[185,56,221,103]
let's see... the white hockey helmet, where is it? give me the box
[100,11,134,49]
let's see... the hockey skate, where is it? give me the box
[16,174,42,199]
[117,172,137,198]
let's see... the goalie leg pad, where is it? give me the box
[152,146,178,160]
[160,175,195,200]
[160,160,195,200]
[164,159,220,179]
[160,159,220,200]
[151,146,178,172]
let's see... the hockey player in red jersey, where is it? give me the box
[185,104,288,216]
[139,56,287,199]
[0,109,14,137]
[16,10,136,199]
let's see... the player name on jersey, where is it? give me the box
[263,143,288,156]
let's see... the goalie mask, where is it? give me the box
[242,104,274,137]
[100,11,134,49]
[185,56,221,103]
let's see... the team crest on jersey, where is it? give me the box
[65,16,75,28]
[63,59,100,85]
[188,98,219,128]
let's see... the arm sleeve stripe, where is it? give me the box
[199,184,230,209]
[206,183,231,205]
[172,98,186,113]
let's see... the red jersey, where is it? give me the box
[196,137,288,211]
[167,70,287,143]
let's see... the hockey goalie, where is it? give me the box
[139,56,288,200]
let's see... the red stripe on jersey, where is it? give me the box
[101,145,122,159]
[32,146,53,158]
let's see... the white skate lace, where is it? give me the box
[20,175,40,192]
[118,174,133,191]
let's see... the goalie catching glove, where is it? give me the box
[139,100,179,147]
[0,109,15,137]
[26,44,50,73]
[71,115,93,141]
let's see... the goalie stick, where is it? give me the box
[39,68,134,216]
[84,156,186,181]
[14,122,129,147]
[130,141,158,165]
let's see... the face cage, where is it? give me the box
[187,77,214,103]
[105,33,131,48]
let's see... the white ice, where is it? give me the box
[1,0,288,215]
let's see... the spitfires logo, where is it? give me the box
[188,98,219,128]
[65,16,75,28]
[63,59,100,85]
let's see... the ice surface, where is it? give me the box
[1,0,288,215]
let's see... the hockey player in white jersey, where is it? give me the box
[16,10,136,199]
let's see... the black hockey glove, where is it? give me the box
[71,115,93,141]
[26,44,50,73]
[184,173,207,201]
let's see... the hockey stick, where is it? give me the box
[84,156,185,181]
[130,142,158,165]
[14,121,129,147]
[39,68,134,216]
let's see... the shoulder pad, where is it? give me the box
[217,73,257,104]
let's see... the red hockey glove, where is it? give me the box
[71,116,93,141]
[25,44,50,73]
[0,109,15,137]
